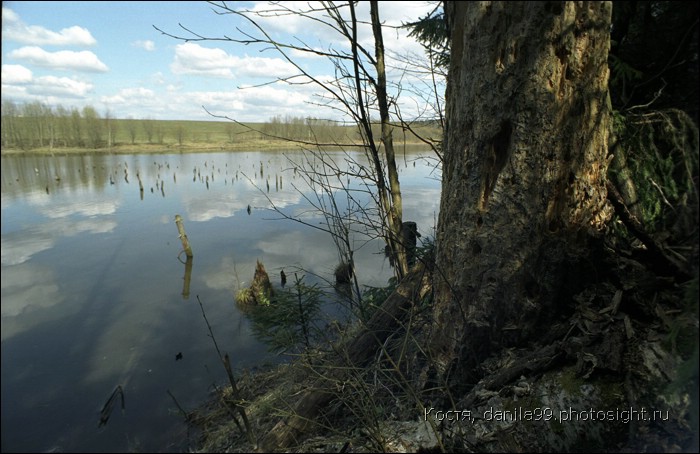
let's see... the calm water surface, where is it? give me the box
[0,148,441,452]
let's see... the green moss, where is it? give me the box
[609,109,698,234]
[558,367,585,396]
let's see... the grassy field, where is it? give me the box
[1,117,443,154]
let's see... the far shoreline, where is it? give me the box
[1,140,433,156]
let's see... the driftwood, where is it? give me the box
[258,263,431,452]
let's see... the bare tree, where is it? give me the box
[23,101,50,148]
[82,106,103,149]
[388,43,446,160]
[70,107,83,147]
[1,100,24,149]
[55,105,71,148]
[175,124,186,146]
[225,122,236,144]
[155,1,423,279]
[142,118,154,144]
[104,109,118,148]
[125,117,138,145]
[155,123,166,144]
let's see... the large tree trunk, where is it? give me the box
[430,2,613,380]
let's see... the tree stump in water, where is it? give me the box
[251,260,274,306]
[385,221,421,268]
[334,261,353,285]
[237,261,275,307]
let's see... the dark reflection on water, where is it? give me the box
[0,149,440,452]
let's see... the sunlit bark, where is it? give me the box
[431,1,614,379]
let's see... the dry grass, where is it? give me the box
[187,362,309,452]
[187,279,446,453]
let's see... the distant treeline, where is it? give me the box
[1,100,441,151]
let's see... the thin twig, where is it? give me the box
[648,177,676,212]
[166,389,190,421]
[196,295,257,446]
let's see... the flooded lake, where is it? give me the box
[0,148,441,452]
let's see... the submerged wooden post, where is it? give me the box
[174,214,193,258]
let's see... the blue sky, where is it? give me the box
[1,1,441,122]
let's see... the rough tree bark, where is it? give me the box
[430,1,614,381]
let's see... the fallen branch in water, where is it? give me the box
[98,385,125,427]
[167,389,190,422]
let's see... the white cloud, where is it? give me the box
[237,84,308,108]
[9,46,109,72]
[101,87,156,104]
[0,2,440,123]
[30,75,94,97]
[241,1,435,54]
[150,72,166,85]
[1,64,93,99]
[132,40,155,51]
[0,84,28,99]
[377,1,437,27]
[0,262,64,341]
[1,234,54,266]
[1,7,97,46]
[171,43,238,78]
[1,64,33,84]
[170,42,297,79]
[38,201,118,219]
[100,87,159,117]
[173,82,323,122]
[237,55,297,78]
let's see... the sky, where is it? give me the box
[1,1,441,123]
